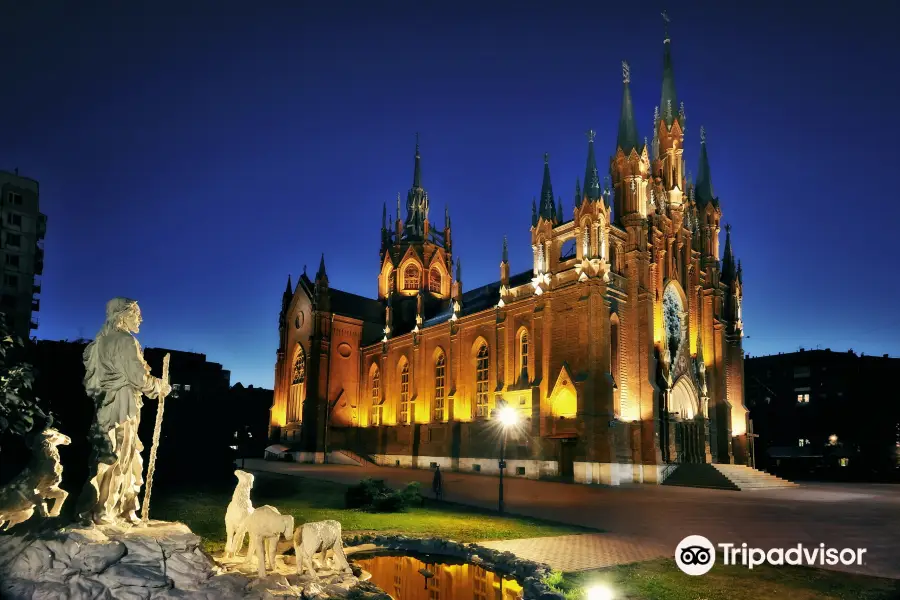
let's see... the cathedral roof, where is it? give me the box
[421,270,533,328]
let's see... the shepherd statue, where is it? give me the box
[76,298,171,525]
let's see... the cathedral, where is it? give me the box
[269,25,750,485]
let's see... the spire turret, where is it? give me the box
[404,133,429,239]
[583,130,602,201]
[382,202,387,230]
[658,11,682,130]
[557,197,563,224]
[721,224,736,283]
[531,197,538,227]
[695,126,716,206]
[575,178,582,205]
[539,153,555,222]
[616,62,641,156]
[455,258,462,287]
[502,236,508,264]
[315,253,328,284]
[284,274,293,298]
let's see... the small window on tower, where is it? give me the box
[403,265,420,290]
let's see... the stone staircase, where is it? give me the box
[662,463,797,490]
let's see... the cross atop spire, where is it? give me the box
[661,10,670,43]
[586,129,596,143]
[502,236,508,263]
[622,60,630,84]
[700,125,707,144]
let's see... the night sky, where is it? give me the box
[1,1,897,388]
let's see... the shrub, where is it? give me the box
[344,478,421,513]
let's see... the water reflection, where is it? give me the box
[354,553,524,600]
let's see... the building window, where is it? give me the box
[434,354,446,421]
[6,233,20,247]
[475,343,489,418]
[6,212,21,227]
[429,267,442,294]
[519,331,529,379]
[7,193,22,205]
[610,313,621,416]
[5,254,19,268]
[798,438,810,447]
[582,227,590,258]
[1,294,15,308]
[371,368,382,426]
[793,366,811,378]
[399,362,410,424]
[183,384,191,392]
[797,393,810,404]
[288,346,306,423]
[3,274,17,287]
[839,458,849,467]
[403,265,420,290]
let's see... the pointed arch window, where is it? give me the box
[475,343,490,418]
[434,353,446,421]
[288,346,306,424]
[610,314,621,417]
[519,331,529,380]
[404,265,420,290]
[370,367,382,426]
[399,362,410,424]
[429,267,442,294]
[537,245,545,272]
[582,225,590,258]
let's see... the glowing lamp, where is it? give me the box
[497,405,519,427]
[829,434,838,445]
[586,584,614,600]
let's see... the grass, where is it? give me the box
[151,471,594,554]
[548,558,900,600]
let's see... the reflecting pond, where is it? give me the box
[353,553,524,600]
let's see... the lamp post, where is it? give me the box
[496,405,519,514]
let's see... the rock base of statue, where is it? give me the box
[0,520,363,600]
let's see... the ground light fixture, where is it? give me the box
[586,583,615,600]
[495,404,520,513]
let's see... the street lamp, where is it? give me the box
[496,405,519,514]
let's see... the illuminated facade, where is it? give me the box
[270,25,751,484]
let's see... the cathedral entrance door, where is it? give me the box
[558,439,575,480]
[669,376,707,464]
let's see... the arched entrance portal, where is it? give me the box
[668,376,709,464]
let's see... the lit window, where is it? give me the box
[582,227,590,257]
[434,354,445,421]
[399,363,410,423]
[429,268,442,294]
[288,346,306,423]
[403,265,420,290]
[798,438,810,447]
[184,384,191,392]
[371,368,382,426]
[519,331,529,378]
[797,393,810,403]
[839,458,849,467]
[475,344,489,417]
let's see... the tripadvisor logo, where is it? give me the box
[675,535,868,575]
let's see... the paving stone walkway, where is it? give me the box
[478,534,670,572]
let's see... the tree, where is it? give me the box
[0,315,51,448]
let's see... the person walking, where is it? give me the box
[432,465,444,501]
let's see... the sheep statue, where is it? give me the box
[0,428,72,530]
[293,519,352,578]
[224,469,255,557]
[235,504,294,578]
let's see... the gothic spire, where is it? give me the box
[539,153,555,221]
[531,197,538,227]
[659,11,682,129]
[455,257,462,284]
[575,178,582,205]
[583,130,601,202]
[616,61,641,156]
[695,126,716,206]
[557,197,563,223]
[413,132,422,189]
[315,253,328,287]
[382,201,387,230]
[502,236,508,263]
[737,260,743,284]
[283,274,293,298]
[721,224,736,283]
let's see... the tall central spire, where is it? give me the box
[583,129,602,202]
[404,133,429,239]
[616,61,640,156]
[659,11,682,129]
[539,153,556,222]
[413,132,422,189]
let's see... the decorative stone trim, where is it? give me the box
[344,533,565,600]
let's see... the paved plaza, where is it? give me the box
[245,459,900,579]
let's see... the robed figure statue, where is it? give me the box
[76,298,171,525]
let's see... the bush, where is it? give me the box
[345,478,421,513]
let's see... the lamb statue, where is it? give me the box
[293,519,352,578]
[0,428,72,530]
[234,504,294,578]
[224,469,255,557]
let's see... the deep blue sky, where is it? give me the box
[1,1,897,388]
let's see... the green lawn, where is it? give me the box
[151,471,593,554]
[549,559,900,600]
